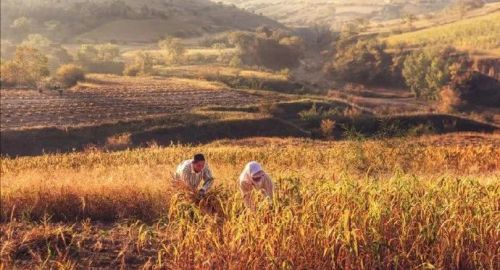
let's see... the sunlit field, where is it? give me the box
[386,12,500,52]
[1,136,499,269]
[1,0,500,269]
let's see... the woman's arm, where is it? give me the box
[240,180,255,210]
[262,174,274,203]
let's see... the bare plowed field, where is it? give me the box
[1,76,258,130]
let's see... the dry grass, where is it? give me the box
[157,65,288,81]
[83,74,230,91]
[186,48,238,57]
[1,136,499,268]
[122,48,237,60]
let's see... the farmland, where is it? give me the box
[0,75,258,130]
[1,0,500,269]
[1,136,499,269]
[385,11,500,53]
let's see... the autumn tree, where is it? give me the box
[1,46,49,87]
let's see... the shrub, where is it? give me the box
[439,86,463,113]
[229,56,243,68]
[76,44,124,74]
[343,107,362,118]
[187,53,208,65]
[77,43,120,63]
[56,64,85,87]
[124,51,155,76]
[320,119,336,138]
[105,133,132,151]
[37,77,62,91]
[279,68,291,79]
[158,37,186,64]
[298,104,322,121]
[326,38,392,85]
[211,43,227,50]
[123,64,141,76]
[438,60,498,109]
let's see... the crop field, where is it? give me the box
[1,135,499,269]
[0,75,259,130]
[385,11,500,52]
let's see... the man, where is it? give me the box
[239,161,274,210]
[175,153,214,196]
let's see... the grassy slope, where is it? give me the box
[218,0,452,26]
[385,11,500,53]
[1,136,499,268]
[75,0,283,43]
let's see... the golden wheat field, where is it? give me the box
[1,135,499,269]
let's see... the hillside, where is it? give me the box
[216,0,458,27]
[385,11,500,53]
[0,0,283,43]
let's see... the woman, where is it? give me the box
[239,161,274,210]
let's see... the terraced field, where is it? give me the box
[0,75,259,130]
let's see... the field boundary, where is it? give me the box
[1,113,498,157]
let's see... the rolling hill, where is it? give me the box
[215,0,459,27]
[0,0,283,43]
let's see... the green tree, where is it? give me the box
[402,47,461,99]
[402,51,430,98]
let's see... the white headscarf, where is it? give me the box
[247,161,263,178]
[240,161,265,184]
